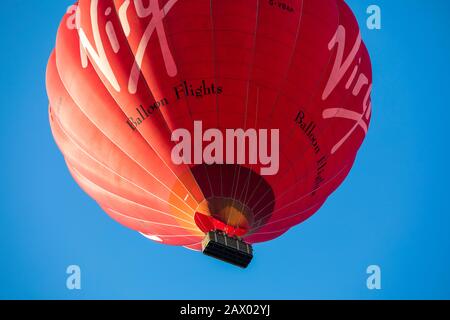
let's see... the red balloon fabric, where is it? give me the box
[47,0,372,251]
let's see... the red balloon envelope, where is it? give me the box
[47,0,372,255]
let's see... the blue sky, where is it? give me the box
[0,0,449,299]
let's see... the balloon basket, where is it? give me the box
[201,231,253,268]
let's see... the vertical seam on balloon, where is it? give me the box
[239,0,307,229]
[240,87,260,212]
[111,0,209,208]
[159,1,216,201]
[263,0,305,181]
[209,0,223,199]
[57,23,198,215]
[226,0,261,229]
[79,0,204,209]
[69,1,202,213]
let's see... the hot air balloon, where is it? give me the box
[47,0,372,268]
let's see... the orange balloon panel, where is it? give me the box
[47,0,372,249]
